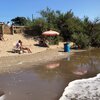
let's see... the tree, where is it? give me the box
[11,17,28,26]
[71,33,90,48]
[40,7,59,30]
[31,18,47,35]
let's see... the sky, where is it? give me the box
[0,0,100,23]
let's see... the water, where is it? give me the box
[0,49,100,100]
[59,49,100,100]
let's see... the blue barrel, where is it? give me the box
[64,43,70,52]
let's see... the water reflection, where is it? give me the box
[0,49,99,100]
[45,62,60,69]
[72,65,88,75]
[31,49,100,79]
[71,49,100,76]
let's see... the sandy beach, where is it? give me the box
[0,34,85,74]
[0,34,48,57]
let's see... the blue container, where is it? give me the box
[64,43,70,52]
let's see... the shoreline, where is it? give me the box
[0,47,86,74]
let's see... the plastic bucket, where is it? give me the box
[64,43,70,52]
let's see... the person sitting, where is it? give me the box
[15,40,32,53]
[38,38,49,47]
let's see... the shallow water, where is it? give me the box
[0,49,100,100]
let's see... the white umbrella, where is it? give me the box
[42,30,60,36]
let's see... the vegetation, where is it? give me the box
[10,8,100,48]
[11,17,30,26]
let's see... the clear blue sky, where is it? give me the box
[0,0,100,23]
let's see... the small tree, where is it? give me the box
[11,17,28,26]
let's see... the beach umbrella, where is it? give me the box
[42,30,60,36]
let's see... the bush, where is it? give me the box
[46,36,60,45]
[71,33,90,49]
[91,32,100,47]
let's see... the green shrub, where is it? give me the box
[46,36,60,45]
[71,33,90,49]
[91,32,100,47]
